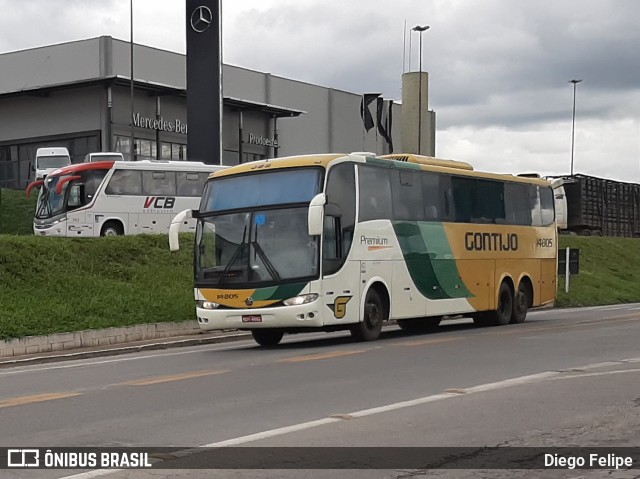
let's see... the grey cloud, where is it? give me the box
[1,0,638,161]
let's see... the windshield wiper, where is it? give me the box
[36,190,52,218]
[251,225,281,281]
[219,223,248,285]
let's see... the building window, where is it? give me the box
[161,142,172,160]
[114,135,185,161]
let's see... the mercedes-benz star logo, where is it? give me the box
[190,6,213,33]
[245,297,254,307]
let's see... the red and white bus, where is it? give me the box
[26,160,225,237]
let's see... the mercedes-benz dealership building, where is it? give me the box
[0,36,435,189]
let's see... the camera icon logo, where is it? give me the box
[7,449,40,468]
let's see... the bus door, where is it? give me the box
[321,162,360,326]
[64,183,95,237]
[320,215,360,326]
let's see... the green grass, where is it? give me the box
[556,236,640,307]
[0,188,37,235]
[0,234,195,340]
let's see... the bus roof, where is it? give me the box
[112,160,225,172]
[48,161,116,177]
[46,160,226,178]
[380,154,474,170]
[210,154,347,179]
[209,152,551,187]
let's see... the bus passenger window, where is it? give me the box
[105,170,142,195]
[539,187,555,226]
[358,165,392,221]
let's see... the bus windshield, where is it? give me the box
[195,168,323,286]
[35,169,108,219]
[200,168,323,213]
[196,207,318,286]
[35,176,70,218]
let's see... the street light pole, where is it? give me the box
[569,79,582,175]
[412,25,429,155]
[130,0,135,161]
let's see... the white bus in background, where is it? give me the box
[84,152,126,163]
[34,147,71,180]
[26,160,226,237]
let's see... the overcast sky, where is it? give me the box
[1,0,639,181]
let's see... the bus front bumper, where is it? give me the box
[196,303,325,331]
[33,219,67,236]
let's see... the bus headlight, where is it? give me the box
[197,301,219,310]
[283,294,319,306]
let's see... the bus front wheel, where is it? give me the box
[350,288,386,341]
[101,221,124,237]
[251,329,284,347]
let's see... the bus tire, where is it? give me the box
[472,313,491,327]
[511,281,531,324]
[475,281,512,327]
[251,329,284,347]
[101,221,124,237]
[397,316,441,332]
[350,288,386,341]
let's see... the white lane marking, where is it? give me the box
[462,372,559,393]
[0,342,249,377]
[549,368,640,381]
[59,471,117,479]
[59,357,640,479]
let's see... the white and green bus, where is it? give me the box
[169,152,557,346]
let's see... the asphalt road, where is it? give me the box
[1,304,640,479]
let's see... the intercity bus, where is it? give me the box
[169,152,557,346]
[26,160,225,236]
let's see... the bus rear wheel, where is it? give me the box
[511,281,531,324]
[474,281,512,327]
[350,288,386,341]
[101,221,123,237]
[251,329,284,347]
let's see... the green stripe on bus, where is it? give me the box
[252,283,307,301]
[251,286,278,301]
[417,222,472,299]
[272,282,307,300]
[393,221,472,300]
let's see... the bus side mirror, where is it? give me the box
[169,209,193,251]
[308,193,326,236]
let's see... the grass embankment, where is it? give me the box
[2,186,639,337]
[0,188,37,235]
[0,228,639,341]
[0,234,195,340]
[556,236,640,307]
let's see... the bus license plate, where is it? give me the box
[242,315,262,323]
